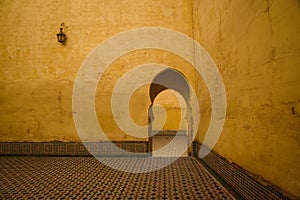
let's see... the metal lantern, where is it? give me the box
[56,24,66,43]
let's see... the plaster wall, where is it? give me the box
[151,90,186,131]
[193,0,300,196]
[0,0,194,142]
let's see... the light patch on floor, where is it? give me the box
[152,136,188,157]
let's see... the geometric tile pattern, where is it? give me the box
[193,141,293,200]
[0,156,236,199]
[0,141,149,156]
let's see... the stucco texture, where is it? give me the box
[193,0,300,196]
[0,0,193,141]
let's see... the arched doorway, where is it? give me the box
[148,68,193,157]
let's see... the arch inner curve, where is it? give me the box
[150,68,190,104]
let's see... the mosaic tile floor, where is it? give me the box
[0,156,236,199]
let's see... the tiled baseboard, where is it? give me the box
[193,141,294,200]
[0,141,149,156]
[151,130,186,136]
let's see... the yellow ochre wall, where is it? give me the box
[0,0,194,141]
[193,0,300,196]
[151,90,186,131]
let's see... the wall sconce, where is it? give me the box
[56,23,66,44]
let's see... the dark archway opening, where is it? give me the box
[148,68,192,157]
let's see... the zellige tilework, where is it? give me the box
[193,141,293,200]
[0,156,236,199]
